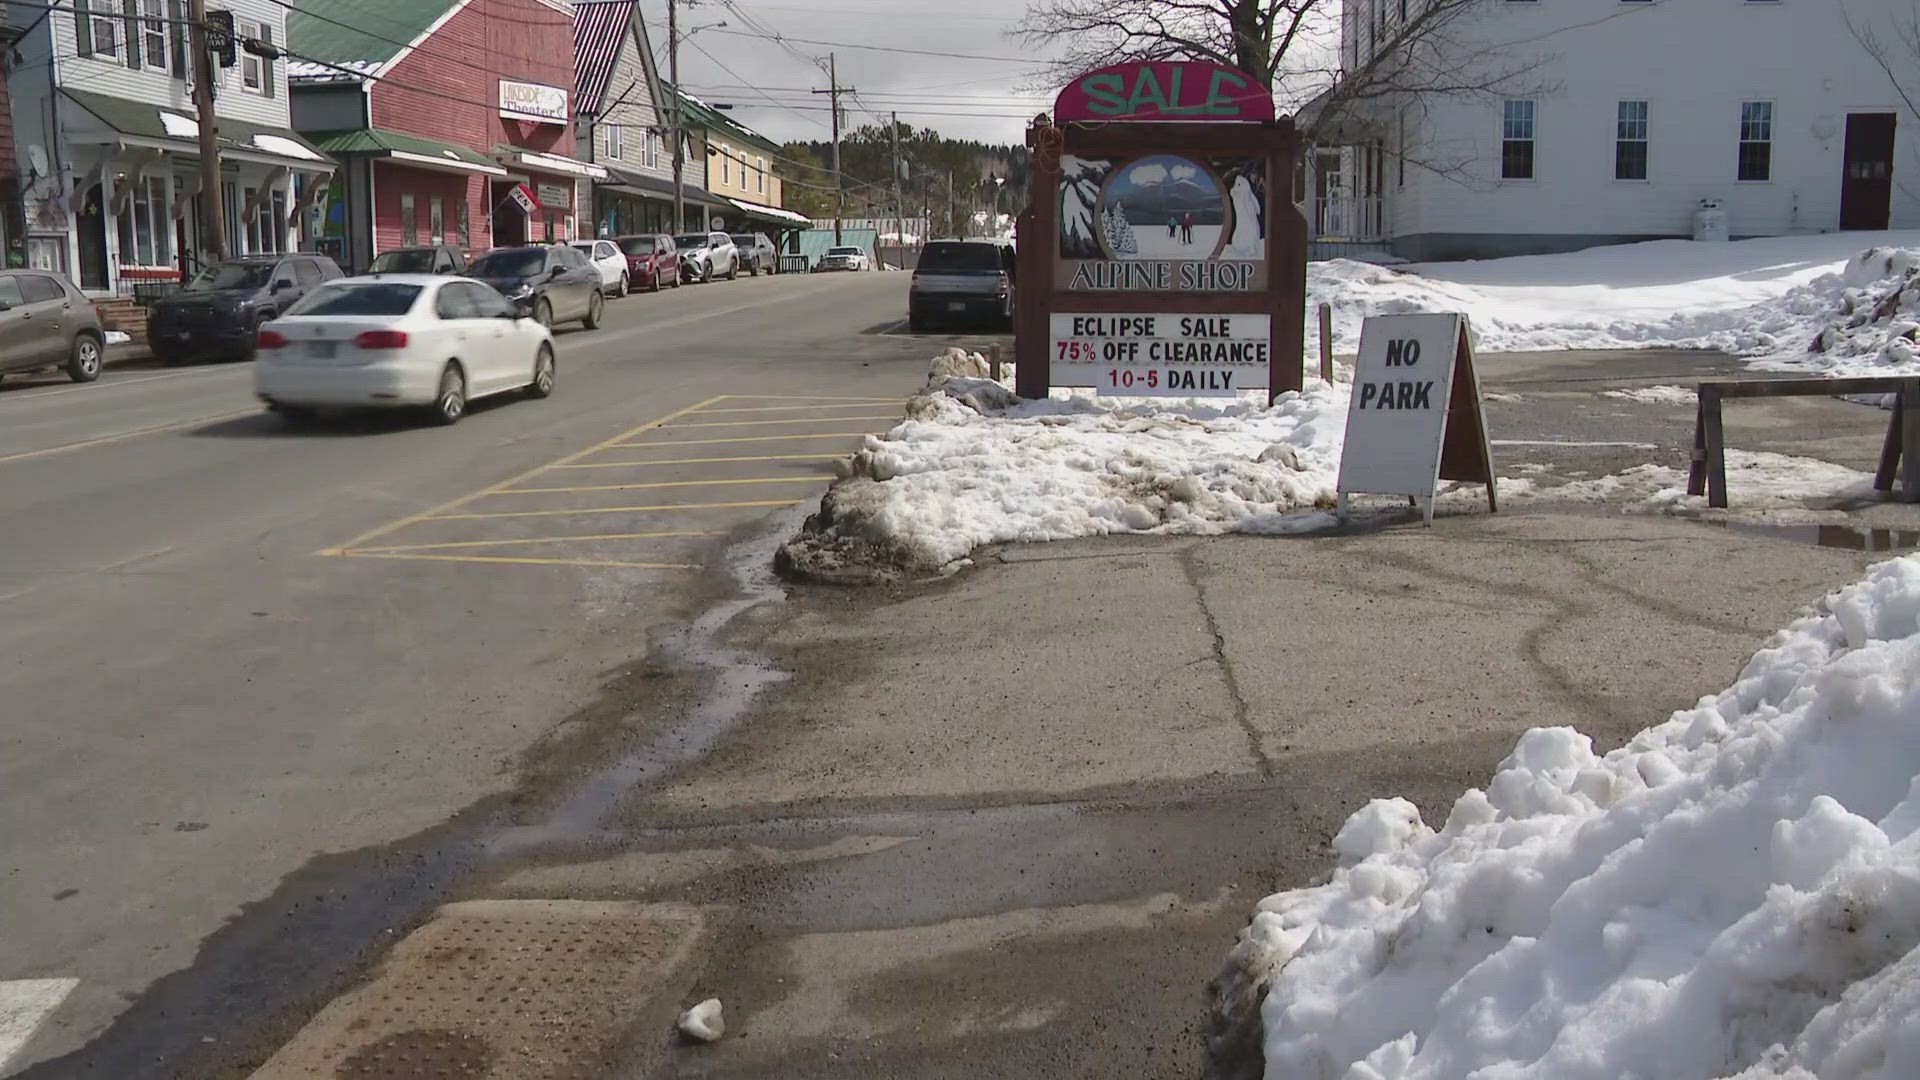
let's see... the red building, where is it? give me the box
[288,0,607,270]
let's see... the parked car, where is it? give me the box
[469,244,604,330]
[0,270,106,383]
[254,275,555,425]
[146,254,344,363]
[675,232,739,283]
[730,233,776,276]
[908,239,1015,331]
[615,234,681,291]
[367,245,469,275]
[813,245,871,273]
[571,238,630,297]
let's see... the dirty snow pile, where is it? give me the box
[1310,231,1920,375]
[1532,449,1878,510]
[781,350,1347,573]
[1600,384,1696,406]
[1223,554,1920,1080]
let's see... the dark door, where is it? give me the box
[1841,113,1897,231]
[16,273,72,366]
[76,184,109,292]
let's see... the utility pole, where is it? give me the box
[888,110,902,252]
[668,0,684,233]
[189,0,226,260]
[947,169,955,239]
[812,54,850,244]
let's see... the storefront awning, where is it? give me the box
[307,128,507,177]
[723,196,810,228]
[599,165,728,209]
[495,146,608,180]
[60,88,335,171]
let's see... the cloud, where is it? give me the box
[1170,164,1197,181]
[1127,162,1168,186]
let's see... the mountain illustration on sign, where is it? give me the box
[1095,154,1229,260]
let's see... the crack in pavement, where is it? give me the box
[1178,546,1276,780]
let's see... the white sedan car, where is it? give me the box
[253,275,555,425]
[571,239,630,297]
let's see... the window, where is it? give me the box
[722,149,731,186]
[457,200,470,247]
[141,0,166,70]
[1739,101,1773,181]
[756,157,765,193]
[288,282,421,316]
[1615,100,1649,181]
[1501,99,1536,180]
[1398,108,1407,187]
[646,131,660,169]
[270,189,287,253]
[608,123,622,158]
[435,284,479,320]
[292,258,321,287]
[19,275,64,303]
[429,197,444,244]
[89,0,121,58]
[400,193,416,246]
[0,277,24,307]
[134,174,168,265]
[240,20,272,95]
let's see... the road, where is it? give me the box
[0,269,937,1076]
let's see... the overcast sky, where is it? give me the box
[636,0,1063,147]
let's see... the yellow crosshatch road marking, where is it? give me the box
[314,392,889,573]
[339,551,697,570]
[424,499,800,523]
[664,415,900,429]
[550,454,847,469]
[352,531,724,555]
[492,475,836,496]
[615,432,876,448]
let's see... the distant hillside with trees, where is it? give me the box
[777,122,1032,238]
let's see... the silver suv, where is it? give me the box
[674,231,739,283]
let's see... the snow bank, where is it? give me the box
[1533,450,1877,510]
[1222,554,1920,1080]
[1309,231,1920,375]
[782,356,1348,573]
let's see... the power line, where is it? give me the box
[641,20,1041,63]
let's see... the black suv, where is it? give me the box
[147,254,344,362]
[366,245,469,275]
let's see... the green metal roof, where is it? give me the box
[286,0,460,70]
[672,89,780,154]
[60,88,334,164]
[307,128,497,170]
[794,228,877,265]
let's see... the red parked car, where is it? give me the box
[615,234,681,292]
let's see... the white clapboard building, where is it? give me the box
[1303,0,1920,261]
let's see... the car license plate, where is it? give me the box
[948,301,967,312]
[307,341,336,359]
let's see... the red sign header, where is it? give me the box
[1053,61,1274,124]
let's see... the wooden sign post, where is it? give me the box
[1336,313,1497,526]
[1016,61,1307,404]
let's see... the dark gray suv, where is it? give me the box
[147,254,344,363]
[0,271,106,383]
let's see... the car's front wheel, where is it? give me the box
[532,297,553,327]
[526,344,555,399]
[434,363,467,425]
[582,291,604,330]
[66,331,103,382]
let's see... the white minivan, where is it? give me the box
[253,275,556,425]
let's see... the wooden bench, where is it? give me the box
[1687,377,1920,507]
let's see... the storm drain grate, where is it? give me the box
[248,900,702,1080]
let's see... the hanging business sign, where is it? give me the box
[535,182,571,209]
[1336,312,1497,525]
[499,79,569,125]
[508,182,540,215]
[1057,153,1265,292]
[1050,312,1269,396]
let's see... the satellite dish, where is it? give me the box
[709,215,725,230]
[27,144,47,178]
[1812,115,1839,141]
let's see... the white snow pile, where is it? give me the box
[1308,232,1920,376]
[1600,384,1696,406]
[779,351,1348,576]
[1220,554,1920,1080]
[1535,450,1876,510]
[103,330,131,346]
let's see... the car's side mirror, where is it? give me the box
[548,265,565,280]
[0,298,13,312]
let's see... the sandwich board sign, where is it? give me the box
[1336,313,1497,525]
